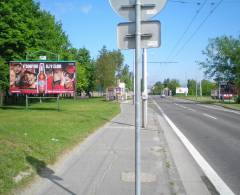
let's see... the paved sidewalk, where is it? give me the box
[19,101,200,195]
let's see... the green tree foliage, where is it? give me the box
[163,78,170,88]
[119,64,133,90]
[61,47,96,96]
[76,48,96,96]
[168,79,180,95]
[199,35,240,96]
[0,0,70,91]
[96,46,124,91]
[152,79,180,95]
[187,79,197,96]
[151,81,164,95]
[163,78,180,95]
[201,79,215,96]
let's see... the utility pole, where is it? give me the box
[142,49,148,128]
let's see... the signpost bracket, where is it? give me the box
[121,4,156,9]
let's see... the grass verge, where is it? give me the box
[0,98,120,194]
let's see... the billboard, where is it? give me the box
[10,61,76,94]
[176,87,188,94]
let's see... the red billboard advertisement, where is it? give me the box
[9,61,76,94]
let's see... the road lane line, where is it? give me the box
[200,104,240,115]
[153,100,235,195]
[180,105,187,109]
[175,103,196,112]
[203,113,217,120]
[187,108,196,112]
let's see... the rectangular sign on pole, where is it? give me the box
[117,20,161,50]
[9,61,76,94]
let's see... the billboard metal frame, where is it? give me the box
[9,60,76,95]
[10,60,76,111]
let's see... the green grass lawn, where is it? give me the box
[175,96,240,111]
[0,98,120,194]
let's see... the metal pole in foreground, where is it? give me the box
[135,0,141,194]
[142,48,148,128]
[133,53,135,105]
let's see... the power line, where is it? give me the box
[168,0,202,4]
[148,61,179,64]
[173,0,224,58]
[167,0,208,59]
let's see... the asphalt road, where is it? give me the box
[152,96,240,195]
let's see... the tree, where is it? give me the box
[76,48,95,96]
[151,81,164,95]
[199,35,240,97]
[0,0,71,103]
[95,46,124,91]
[187,79,197,96]
[163,78,170,88]
[119,64,133,90]
[201,79,215,96]
[168,79,180,96]
[162,78,180,95]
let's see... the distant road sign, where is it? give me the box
[117,20,161,49]
[109,0,167,21]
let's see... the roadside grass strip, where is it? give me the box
[0,98,120,194]
[153,100,235,195]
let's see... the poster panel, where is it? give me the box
[9,61,76,94]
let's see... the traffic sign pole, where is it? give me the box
[135,1,142,195]
[142,48,148,128]
[108,1,168,194]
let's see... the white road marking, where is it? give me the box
[153,100,235,195]
[180,105,187,109]
[187,108,196,112]
[175,103,196,112]
[203,113,217,120]
[200,104,240,115]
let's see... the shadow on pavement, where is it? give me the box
[26,156,76,195]
[110,120,134,127]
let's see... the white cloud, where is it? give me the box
[54,2,75,14]
[80,4,92,14]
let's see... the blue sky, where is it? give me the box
[36,0,240,86]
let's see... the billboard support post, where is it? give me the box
[25,95,28,110]
[25,96,60,111]
[57,95,60,111]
